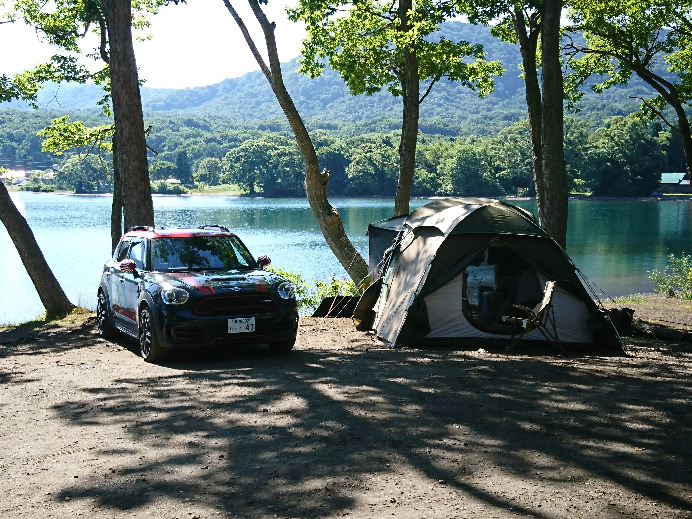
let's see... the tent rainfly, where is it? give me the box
[354,197,624,352]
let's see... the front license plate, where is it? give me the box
[228,317,255,333]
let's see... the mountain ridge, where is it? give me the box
[2,22,647,136]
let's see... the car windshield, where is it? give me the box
[151,236,255,271]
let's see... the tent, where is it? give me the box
[354,197,624,352]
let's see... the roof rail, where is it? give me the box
[197,225,230,232]
[127,225,155,232]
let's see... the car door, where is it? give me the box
[118,239,145,325]
[108,239,131,323]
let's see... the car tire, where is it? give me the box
[269,337,296,353]
[96,290,117,339]
[139,306,166,363]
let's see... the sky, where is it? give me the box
[1,0,306,89]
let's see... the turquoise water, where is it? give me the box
[1,193,690,324]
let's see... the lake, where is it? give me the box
[1,193,690,325]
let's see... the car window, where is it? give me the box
[151,236,254,271]
[129,240,146,270]
[116,240,130,261]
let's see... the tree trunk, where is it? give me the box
[540,0,568,248]
[0,182,75,319]
[102,0,154,232]
[676,107,692,181]
[111,133,123,253]
[633,67,692,182]
[394,0,419,218]
[513,8,544,209]
[223,0,370,287]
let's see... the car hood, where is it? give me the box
[152,269,283,296]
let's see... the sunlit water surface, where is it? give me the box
[1,193,689,324]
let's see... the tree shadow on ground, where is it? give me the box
[37,327,692,518]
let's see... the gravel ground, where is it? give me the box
[0,295,691,519]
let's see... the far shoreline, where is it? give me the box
[6,186,692,202]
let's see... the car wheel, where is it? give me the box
[139,306,165,363]
[96,290,117,339]
[269,337,296,353]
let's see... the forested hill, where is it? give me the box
[4,22,647,136]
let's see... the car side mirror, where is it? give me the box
[120,258,137,273]
[257,255,271,269]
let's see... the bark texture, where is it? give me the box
[111,133,123,253]
[513,8,543,209]
[540,0,568,248]
[513,1,568,248]
[102,0,154,232]
[223,0,370,287]
[633,67,692,181]
[394,0,419,218]
[0,182,75,318]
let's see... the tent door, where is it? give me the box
[463,244,543,334]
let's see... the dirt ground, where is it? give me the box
[1,295,691,519]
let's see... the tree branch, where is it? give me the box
[221,0,271,80]
[96,8,109,64]
[631,95,680,134]
[419,75,440,104]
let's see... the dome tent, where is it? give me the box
[354,197,624,352]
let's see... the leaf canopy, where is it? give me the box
[288,0,502,98]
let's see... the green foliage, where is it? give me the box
[7,23,649,132]
[149,160,177,181]
[650,253,692,299]
[190,183,242,195]
[55,154,112,192]
[344,134,399,196]
[289,1,502,98]
[483,121,534,195]
[0,54,94,106]
[194,157,222,185]
[314,274,362,298]
[0,106,676,198]
[221,135,304,197]
[150,179,188,195]
[265,267,314,313]
[581,116,667,196]
[563,117,592,192]
[267,267,361,314]
[38,116,114,156]
[20,181,55,192]
[565,0,692,181]
[611,293,648,305]
[175,150,193,185]
[437,137,504,196]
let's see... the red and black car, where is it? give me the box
[97,225,298,362]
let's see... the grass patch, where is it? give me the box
[610,293,649,305]
[190,184,244,196]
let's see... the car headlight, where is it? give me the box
[277,281,295,300]
[161,286,189,305]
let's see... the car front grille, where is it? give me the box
[194,295,279,316]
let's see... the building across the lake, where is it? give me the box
[657,172,691,194]
[0,169,28,185]
[0,169,57,186]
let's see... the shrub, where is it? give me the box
[265,267,314,313]
[314,274,361,300]
[267,267,360,315]
[150,180,188,195]
[649,253,692,299]
[21,183,55,192]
